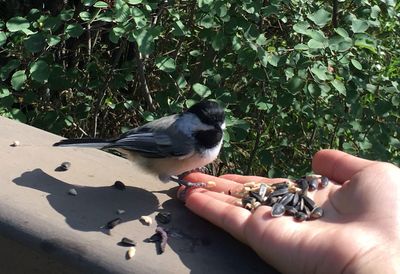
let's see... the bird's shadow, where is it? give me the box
[13,169,158,233]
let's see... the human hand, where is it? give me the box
[180,150,400,273]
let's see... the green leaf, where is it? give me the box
[24,32,46,53]
[351,19,369,33]
[350,59,362,70]
[293,21,310,35]
[0,86,10,98]
[0,59,20,80]
[331,79,346,95]
[93,1,109,8]
[311,66,328,81]
[0,31,7,46]
[192,83,212,98]
[29,60,50,83]
[65,24,84,38]
[133,27,161,55]
[126,0,143,4]
[308,39,326,49]
[155,56,176,73]
[59,9,75,21]
[307,8,331,27]
[11,70,27,91]
[287,76,304,92]
[211,32,227,51]
[335,27,349,38]
[6,17,30,32]
[83,0,96,6]
[47,35,61,46]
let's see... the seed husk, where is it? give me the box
[11,140,20,147]
[68,188,78,196]
[265,196,278,206]
[106,218,122,229]
[156,212,171,224]
[113,180,126,190]
[271,203,285,217]
[126,247,136,259]
[258,184,267,198]
[116,209,125,215]
[249,191,264,203]
[294,211,308,222]
[140,215,152,226]
[310,207,324,219]
[119,237,137,247]
[320,176,329,188]
[272,182,289,189]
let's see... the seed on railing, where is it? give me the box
[140,216,152,226]
[106,218,122,229]
[126,247,136,259]
[119,237,137,247]
[113,181,126,190]
[68,188,78,196]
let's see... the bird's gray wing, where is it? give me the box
[105,115,194,158]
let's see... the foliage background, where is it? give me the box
[1,0,399,177]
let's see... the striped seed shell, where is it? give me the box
[279,193,295,206]
[285,206,298,216]
[258,184,268,198]
[320,176,329,188]
[295,178,309,193]
[271,203,285,217]
[271,187,289,197]
[308,178,318,191]
[272,182,289,190]
[302,195,316,211]
[294,211,308,222]
[310,207,324,219]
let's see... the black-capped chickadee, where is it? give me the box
[53,100,225,187]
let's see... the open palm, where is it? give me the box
[181,150,400,273]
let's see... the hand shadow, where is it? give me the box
[13,169,158,233]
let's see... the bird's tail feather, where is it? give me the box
[53,138,110,148]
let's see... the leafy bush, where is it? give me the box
[1,0,399,176]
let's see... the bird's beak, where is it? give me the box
[220,122,226,130]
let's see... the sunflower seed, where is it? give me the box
[140,216,152,226]
[294,211,308,222]
[279,193,295,206]
[291,192,299,206]
[272,182,289,189]
[126,247,136,259]
[308,178,318,191]
[106,218,122,229]
[310,207,324,219]
[295,178,309,193]
[271,203,285,217]
[302,195,316,211]
[265,196,278,206]
[119,237,137,247]
[320,176,329,188]
[68,188,77,196]
[113,181,126,190]
[285,206,298,216]
[11,140,20,147]
[249,191,264,202]
[58,161,71,171]
[271,187,289,197]
[258,184,267,198]
[116,209,125,215]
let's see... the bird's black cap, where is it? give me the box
[187,100,225,127]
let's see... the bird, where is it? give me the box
[53,100,225,187]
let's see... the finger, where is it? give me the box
[185,190,251,242]
[312,149,375,183]
[220,174,291,185]
[180,187,241,204]
[184,172,243,193]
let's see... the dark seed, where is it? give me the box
[279,193,294,206]
[249,191,263,202]
[265,196,278,206]
[302,195,316,211]
[156,212,172,224]
[310,207,324,219]
[271,203,285,217]
[144,233,162,243]
[56,161,71,171]
[285,206,298,216]
[119,237,137,247]
[272,182,289,189]
[242,196,256,205]
[295,178,309,193]
[294,211,308,222]
[308,178,318,191]
[106,218,122,229]
[320,176,329,188]
[271,187,289,197]
[292,192,299,206]
[113,181,126,190]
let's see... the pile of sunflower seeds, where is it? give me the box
[232,175,329,222]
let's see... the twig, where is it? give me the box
[152,0,169,26]
[133,42,156,111]
[246,111,265,174]
[332,0,338,28]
